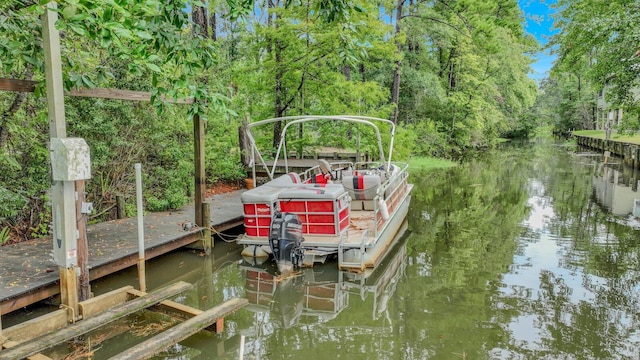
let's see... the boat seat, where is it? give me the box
[341,174,382,211]
[241,173,301,204]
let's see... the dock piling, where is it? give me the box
[135,163,146,293]
[202,202,212,254]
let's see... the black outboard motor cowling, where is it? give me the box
[269,212,304,273]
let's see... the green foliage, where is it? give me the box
[0,226,9,245]
[398,120,450,158]
[0,186,26,223]
[0,0,541,242]
[29,211,50,239]
[550,0,640,130]
[388,0,537,150]
[1,1,229,119]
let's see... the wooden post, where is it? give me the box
[76,180,90,301]
[194,110,206,227]
[202,202,212,253]
[59,268,79,324]
[239,114,250,166]
[116,195,125,219]
[42,1,79,321]
[134,164,146,293]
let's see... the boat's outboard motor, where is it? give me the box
[269,212,304,273]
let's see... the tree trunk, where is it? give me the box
[343,65,351,80]
[390,0,404,123]
[210,12,217,41]
[192,4,208,37]
[273,39,284,150]
[271,0,284,150]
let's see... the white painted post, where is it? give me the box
[135,163,146,292]
[42,1,79,321]
[238,335,245,360]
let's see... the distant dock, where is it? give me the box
[574,135,640,170]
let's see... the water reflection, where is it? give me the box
[238,228,409,357]
[592,163,640,220]
[20,140,640,359]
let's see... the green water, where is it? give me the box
[42,140,640,359]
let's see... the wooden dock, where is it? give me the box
[1,281,248,360]
[0,190,245,316]
[574,135,640,170]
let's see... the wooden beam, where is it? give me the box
[78,286,133,319]
[2,309,67,345]
[106,297,248,360]
[1,283,60,316]
[0,78,194,105]
[3,286,132,349]
[1,341,51,360]
[0,78,38,92]
[0,281,192,360]
[68,87,194,104]
[129,289,215,330]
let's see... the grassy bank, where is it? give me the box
[572,130,640,145]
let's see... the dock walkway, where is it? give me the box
[0,190,245,315]
[574,134,640,170]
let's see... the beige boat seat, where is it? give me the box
[341,174,382,210]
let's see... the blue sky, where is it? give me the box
[519,0,558,81]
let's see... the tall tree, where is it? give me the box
[551,0,640,129]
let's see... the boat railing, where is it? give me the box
[338,227,372,270]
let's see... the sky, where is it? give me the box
[519,0,558,81]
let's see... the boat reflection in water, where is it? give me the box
[240,222,409,330]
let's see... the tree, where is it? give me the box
[551,0,640,130]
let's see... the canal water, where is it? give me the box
[36,140,640,359]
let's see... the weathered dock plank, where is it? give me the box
[107,297,248,360]
[0,282,192,360]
